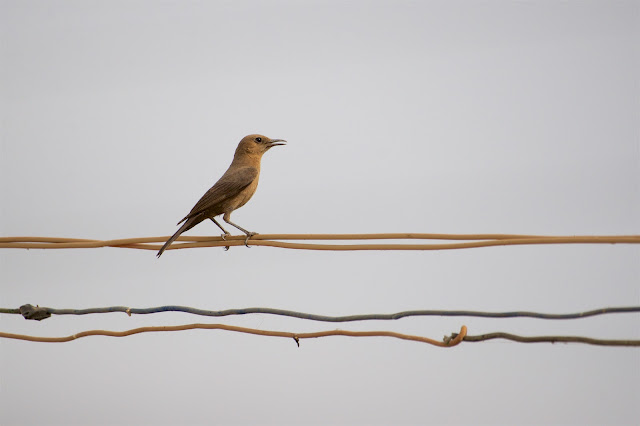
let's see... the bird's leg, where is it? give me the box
[210,218,231,250]
[223,213,257,247]
[210,218,231,239]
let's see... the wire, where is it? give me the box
[1,324,636,346]
[5,304,640,322]
[0,324,468,347]
[1,233,638,251]
[458,332,639,347]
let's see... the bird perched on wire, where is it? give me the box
[157,134,286,257]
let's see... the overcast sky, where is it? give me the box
[1,1,639,425]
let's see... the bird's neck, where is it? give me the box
[230,153,262,169]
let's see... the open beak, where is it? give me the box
[267,139,287,148]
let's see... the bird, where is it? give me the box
[157,134,286,257]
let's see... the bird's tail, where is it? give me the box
[157,219,194,258]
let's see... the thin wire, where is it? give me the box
[0,233,566,243]
[1,325,636,346]
[459,332,640,346]
[5,304,640,322]
[0,324,468,347]
[0,234,638,251]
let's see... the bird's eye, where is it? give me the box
[255,137,262,143]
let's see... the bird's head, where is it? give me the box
[236,134,287,157]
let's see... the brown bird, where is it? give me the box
[157,134,286,257]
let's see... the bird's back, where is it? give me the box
[179,166,259,225]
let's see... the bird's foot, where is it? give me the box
[221,233,231,250]
[244,232,258,248]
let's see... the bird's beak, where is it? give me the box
[267,139,287,147]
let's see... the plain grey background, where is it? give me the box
[1,1,639,425]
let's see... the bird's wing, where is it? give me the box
[178,167,258,224]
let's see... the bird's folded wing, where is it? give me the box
[179,167,259,223]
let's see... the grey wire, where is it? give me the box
[4,304,640,322]
[459,332,640,347]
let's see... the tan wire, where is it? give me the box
[0,234,638,251]
[0,324,467,347]
[0,233,549,243]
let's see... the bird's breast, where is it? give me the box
[228,176,260,210]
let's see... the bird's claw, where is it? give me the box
[221,232,231,251]
[244,232,258,248]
